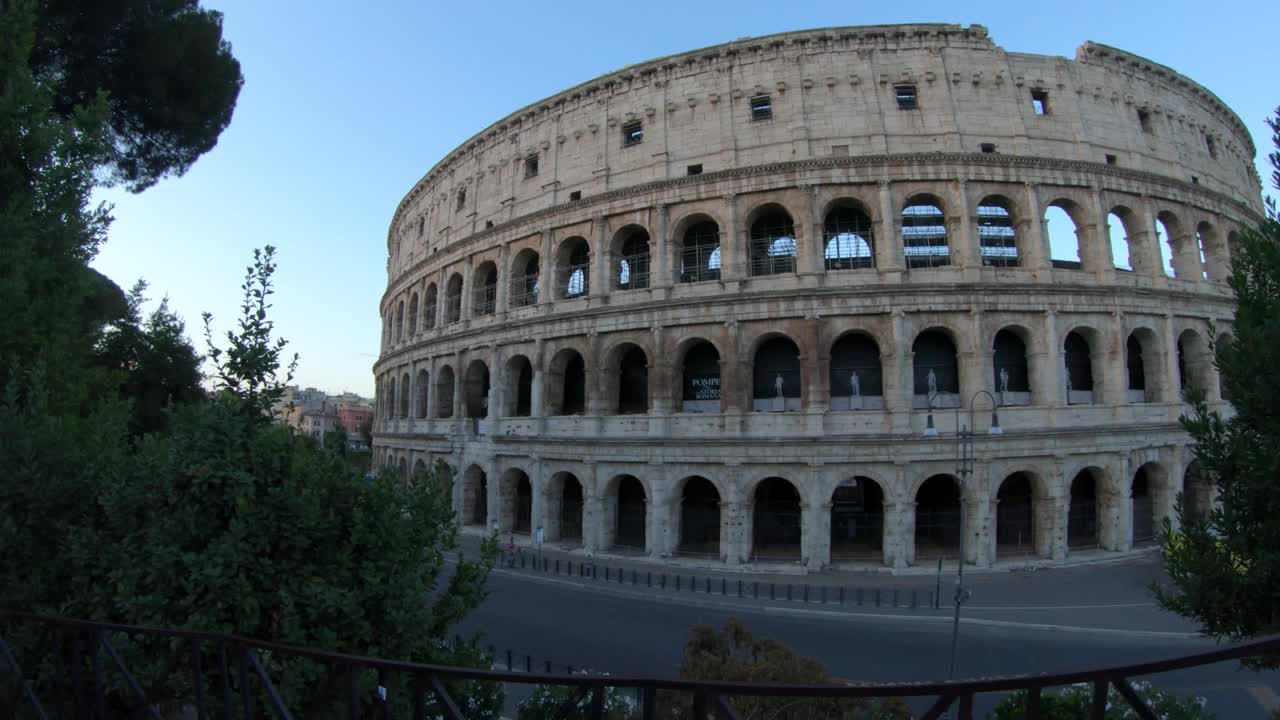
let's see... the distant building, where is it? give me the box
[338,402,374,434]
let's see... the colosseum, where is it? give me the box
[372,23,1262,572]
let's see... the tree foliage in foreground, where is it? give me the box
[1157,107,1280,668]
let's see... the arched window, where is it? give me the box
[395,301,405,342]
[500,469,533,534]
[444,274,463,324]
[423,283,438,329]
[1132,466,1155,544]
[1108,210,1133,271]
[1063,331,1094,404]
[829,333,882,410]
[608,475,647,550]
[752,478,802,560]
[995,473,1036,558]
[558,238,591,298]
[749,208,797,276]
[464,360,490,418]
[679,220,721,283]
[752,337,801,411]
[1126,334,1148,403]
[461,466,487,525]
[435,366,455,418]
[680,341,721,413]
[415,369,429,419]
[992,329,1030,405]
[510,250,540,308]
[408,292,419,335]
[386,376,397,419]
[548,349,586,416]
[677,477,721,556]
[915,475,961,560]
[823,204,874,270]
[549,472,584,543]
[1178,330,1211,395]
[399,372,410,418]
[616,229,651,290]
[830,477,884,562]
[978,196,1018,267]
[473,263,497,316]
[902,198,948,268]
[1068,470,1099,549]
[1155,214,1178,278]
[616,345,649,414]
[912,331,959,406]
[1046,202,1083,270]
[504,355,533,417]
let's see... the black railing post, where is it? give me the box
[238,644,252,720]
[1025,686,1042,718]
[191,637,205,719]
[691,689,708,719]
[959,692,974,720]
[1089,679,1108,719]
[642,686,657,720]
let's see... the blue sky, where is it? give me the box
[89,0,1277,397]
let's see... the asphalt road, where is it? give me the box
[457,568,1280,718]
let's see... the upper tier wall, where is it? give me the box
[385,23,1261,277]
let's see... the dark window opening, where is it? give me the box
[456,188,466,210]
[524,155,539,178]
[1137,108,1153,134]
[1205,134,1217,159]
[894,84,917,110]
[749,210,797,276]
[560,353,586,415]
[750,95,772,121]
[681,342,721,410]
[1064,332,1094,398]
[617,231,650,290]
[1127,335,1146,393]
[980,142,996,154]
[485,220,493,229]
[1031,89,1049,115]
[992,330,1030,394]
[1191,176,1199,185]
[912,331,959,397]
[680,221,721,283]
[622,120,643,147]
[753,337,801,409]
[902,200,949,268]
[830,479,884,560]
[678,477,721,556]
[686,164,703,176]
[617,346,648,414]
[1105,154,1117,165]
[569,190,581,201]
[830,334,882,400]
[753,478,801,560]
[978,197,1018,267]
[823,206,874,270]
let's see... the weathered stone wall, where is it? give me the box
[373,24,1257,572]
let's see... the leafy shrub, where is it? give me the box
[989,681,1214,720]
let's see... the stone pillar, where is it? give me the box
[484,459,500,531]
[1022,183,1051,274]
[1172,230,1203,283]
[1041,310,1062,408]
[722,194,741,281]
[649,465,672,557]
[538,230,555,306]
[591,215,609,298]
[961,308,987,399]
[802,184,823,276]
[720,320,744,430]
[967,488,993,567]
[803,317,826,433]
[530,458,546,541]
[1163,314,1181,403]
[654,204,670,289]
[801,500,825,571]
[954,179,977,270]
[877,181,903,272]
[460,255,474,322]
[1134,198,1164,281]
[495,243,509,318]
[487,347,502,430]
[1104,312,1126,406]
[1047,490,1068,561]
[451,351,464,424]
[722,500,745,566]
[582,462,602,554]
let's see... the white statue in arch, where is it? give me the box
[999,367,1010,395]
[849,370,861,398]
[926,368,938,397]
[774,372,785,399]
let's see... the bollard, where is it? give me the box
[803,585,809,603]
[506,649,513,670]
[661,573,667,589]
[894,589,900,608]
[690,575,696,592]
[520,554,525,569]
[526,655,531,673]
[605,567,610,582]
[545,660,552,673]
[770,583,775,600]
[840,586,846,605]
[705,578,711,594]
[786,584,792,601]
[821,586,826,604]
[738,579,744,597]
[721,578,727,595]
[555,559,560,574]
[647,571,652,587]
[875,588,881,607]
[676,575,681,591]
[632,570,637,585]
[911,589,918,609]
[753,581,759,598]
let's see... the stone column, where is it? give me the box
[1087,188,1115,282]
[954,179,977,270]
[961,308,987,399]
[1104,312,1126,406]
[582,461,602,554]
[1134,198,1164,281]
[1041,310,1062,408]
[484,458,500,531]
[1047,490,1068,561]
[654,204,671,290]
[648,465,672,557]
[1022,183,1051,274]
[538,230,555,306]
[495,243,509,319]
[451,351,464,426]
[1172,230,1203,283]
[487,346,502,431]
[530,458,546,542]
[966,485,993,567]
[876,181,903,272]
[1163,314,1181,403]
[722,500,745,566]
[803,317,826,433]
[722,194,741,281]
[460,255,474,322]
[592,214,609,298]
[802,184,823,276]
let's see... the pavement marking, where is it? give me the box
[966,602,1156,611]
[485,565,1203,641]
[1248,685,1280,713]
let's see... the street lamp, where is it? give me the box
[922,389,1002,682]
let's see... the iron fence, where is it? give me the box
[5,613,1278,719]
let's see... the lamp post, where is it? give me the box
[923,389,1002,682]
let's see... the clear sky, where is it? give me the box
[89,0,1277,398]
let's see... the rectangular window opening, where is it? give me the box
[485,220,493,229]
[750,95,772,121]
[1205,134,1217,159]
[456,189,466,210]
[1031,89,1049,115]
[569,190,582,201]
[1137,108,1153,134]
[686,164,703,176]
[830,145,849,157]
[1191,176,1199,185]
[1105,154,1117,165]
[524,155,539,178]
[622,120,643,147]
[894,84,917,110]
[980,142,996,154]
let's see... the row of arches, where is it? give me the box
[384,192,1236,345]
[429,460,1210,566]
[377,323,1222,420]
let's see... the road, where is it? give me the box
[456,565,1280,718]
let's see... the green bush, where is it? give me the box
[517,675,638,720]
[989,681,1214,720]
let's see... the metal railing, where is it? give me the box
[4,612,1279,719]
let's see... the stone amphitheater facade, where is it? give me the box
[372,24,1262,571]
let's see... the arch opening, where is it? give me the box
[1177,330,1211,397]
[408,292,419,335]
[978,196,1018,267]
[829,333,883,410]
[547,350,586,416]
[830,477,884,561]
[1155,215,1177,278]
[1046,203,1083,270]
[461,466,487,527]
[680,341,721,413]
[510,250,540,308]
[915,475,961,560]
[545,471,584,544]
[395,301,404,343]
[557,237,591,298]
[608,475,647,552]
[1063,331,1095,404]
[472,262,497,317]
[434,366,455,419]
[749,207,797,277]
[397,372,410,418]
[616,228,651,290]
[499,469,532,535]
[1132,465,1155,545]
[464,360,490,418]
[678,219,721,283]
[823,203,874,270]
[1126,331,1155,403]
[415,369,429,419]
[993,329,1031,406]
[752,477,801,561]
[1108,210,1133,272]
[902,197,948,268]
[444,274,463,324]
[503,355,533,417]
[752,336,801,411]
[423,283,438,329]
[677,476,721,557]
[1068,470,1099,549]
[995,473,1035,558]
[912,330,959,407]
[616,345,649,414]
